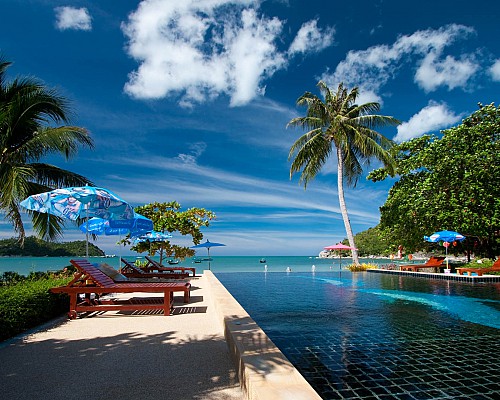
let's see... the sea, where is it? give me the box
[0,255,394,276]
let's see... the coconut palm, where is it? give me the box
[288,81,399,265]
[0,57,94,242]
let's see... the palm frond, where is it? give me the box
[28,163,94,188]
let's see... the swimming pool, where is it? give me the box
[216,271,500,399]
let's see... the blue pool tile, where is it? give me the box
[216,272,500,399]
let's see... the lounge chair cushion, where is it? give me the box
[96,263,129,282]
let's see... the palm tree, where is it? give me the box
[0,57,94,243]
[288,81,399,265]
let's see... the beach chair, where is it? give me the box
[456,259,500,276]
[144,256,197,277]
[120,258,190,279]
[96,262,189,283]
[399,256,446,272]
[50,259,191,319]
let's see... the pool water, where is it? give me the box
[216,271,500,400]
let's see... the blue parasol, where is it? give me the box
[424,230,466,270]
[191,240,226,270]
[21,186,134,257]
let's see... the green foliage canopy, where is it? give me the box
[369,103,500,258]
[0,56,94,243]
[0,236,104,256]
[131,201,216,262]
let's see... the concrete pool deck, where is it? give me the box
[369,268,500,282]
[0,270,320,400]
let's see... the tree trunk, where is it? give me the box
[337,147,360,266]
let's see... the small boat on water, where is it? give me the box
[260,258,266,263]
[167,259,180,265]
[192,257,211,263]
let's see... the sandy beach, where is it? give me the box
[0,273,244,400]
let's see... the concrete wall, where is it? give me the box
[205,270,322,400]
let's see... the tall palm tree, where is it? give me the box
[288,81,399,265]
[0,57,94,243]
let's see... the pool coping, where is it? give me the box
[369,268,500,282]
[204,270,322,400]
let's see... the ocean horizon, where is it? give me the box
[0,255,394,276]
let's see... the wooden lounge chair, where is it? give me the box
[50,259,190,319]
[456,259,500,276]
[144,256,197,277]
[120,258,190,279]
[400,256,446,272]
[96,262,189,283]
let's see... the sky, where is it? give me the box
[1,0,499,256]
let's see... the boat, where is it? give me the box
[167,259,180,265]
[259,258,266,263]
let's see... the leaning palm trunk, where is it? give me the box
[337,148,360,265]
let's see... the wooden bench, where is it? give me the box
[50,259,190,319]
[456,259,500,276]
[145,256,197,276]
[400,256,446,272]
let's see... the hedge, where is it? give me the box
[0,276,71,342]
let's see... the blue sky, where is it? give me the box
[1,0,499,256]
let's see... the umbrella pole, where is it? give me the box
[208,248,211,270]
[85,208,89,258]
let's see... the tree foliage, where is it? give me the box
[0,236,104,256]
[287,81,399,264]
[0,56,94,243]
[352,226,392,257]
[369,103,500,258]
[130,201,216,262]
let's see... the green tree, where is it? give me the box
[131,201,216,263]
[0,57,94,243]
[287,81,399,265]
[369,103,500,259]
[353,226,392,257]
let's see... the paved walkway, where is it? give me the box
[0,273,244,400]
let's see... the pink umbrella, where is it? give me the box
[324,243,357,270]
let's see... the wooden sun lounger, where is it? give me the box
[120,258,190,279]
[456,259,500,276]
[50,259,190,319]
[145,256,197,277]
[400,256,446,272]
[96,262,189,283]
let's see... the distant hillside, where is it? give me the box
[0,236,105,257]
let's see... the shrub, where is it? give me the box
[347,263,378,272]
[0,275,71,342]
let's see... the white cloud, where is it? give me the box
[414,53,479,92]
[394,101,461,142]
[121,0,333,107]
[177,142,207,164]
[489,59,500,81]
[323,24,478,102]
[54,6,92,31]
[288,20,335,55]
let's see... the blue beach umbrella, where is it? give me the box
[79,214,153,268]
[134,231,174,265]
[20,186,134,221]
[191,240,226,270]
[21,186,134,257]
[424,230,466,270]
[80,213,153,236]
[134,230,173,243]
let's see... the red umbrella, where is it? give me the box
[324,243,357,270]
